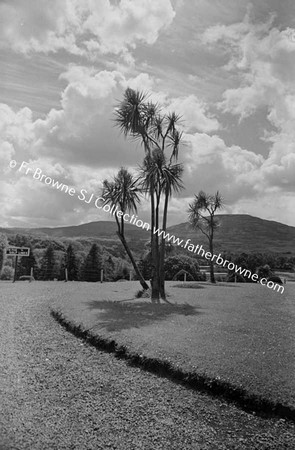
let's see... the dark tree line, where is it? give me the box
[4,242,131,282]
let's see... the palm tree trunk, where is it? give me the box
[159,189,169,300]
[150,188,160,303]
[116,232,149,290]
[209,236,215,283]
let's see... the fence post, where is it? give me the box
[100,269,103,283]
[13,256,18,283]
[65,268,68,282]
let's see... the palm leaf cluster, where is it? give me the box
[102,167,141,215]
[115,88,183,161]
[138,150,183,201]
[188,191,223,238]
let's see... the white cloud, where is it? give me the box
[0,104,35,171]
[183,132,264,203]
[202,13,295,195]
[167,95,220,133]
[0,0,175,59]
[2,64,220,172]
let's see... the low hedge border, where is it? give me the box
[51,308,295,423]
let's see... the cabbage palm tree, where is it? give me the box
[188,191,223,283]
[102,167,149,290]
[115,88,183,302]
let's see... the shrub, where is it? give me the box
[113,260,130,281]
[267,275,283,285]
[215,274,227,282]
[0,233,8,274]
[195,271,207,281]
[0,265,14,280]
[257,264,273,280]
[135,288,151,298]
[164,255,200,281]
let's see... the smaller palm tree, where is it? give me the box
[102,167,149,290]
[188,191,223,283]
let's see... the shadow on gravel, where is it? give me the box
[86,300,200,331]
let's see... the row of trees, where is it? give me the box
[0,243,131,282]
[1,231,293,283]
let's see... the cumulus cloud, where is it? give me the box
[0,104,36,178]
[202,13,295,195]
[167,95,220,133]
[0,0,175,59]
[2,64,221,172]
[183,132,264,203]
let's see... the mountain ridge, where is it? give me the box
[1,214,294,255]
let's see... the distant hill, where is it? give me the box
[167,214,295,255]
[1,214,294,255]
[0,221,146,240]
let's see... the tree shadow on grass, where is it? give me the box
[86,300,201,332]
[172,283,205,289]
[172,283,242,289]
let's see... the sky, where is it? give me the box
[1,0,295,228]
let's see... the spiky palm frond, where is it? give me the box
[138,150,183,199]
[143,101,159,129]
[114,88,148,137]
[188,190,224,230]
[114,89,183,161]
[161,163,184,197]
[138,150,165,197]
[213,191,223,211]
[152,115,164,140]
[167,129,183,162]
[165,111,182,134]
[115,167,141,213]
[102,167,141,214]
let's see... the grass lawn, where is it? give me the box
[8,279,295,412]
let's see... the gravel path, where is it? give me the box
[1,283,295,449]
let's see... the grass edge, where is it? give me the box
[50,307,295,423]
